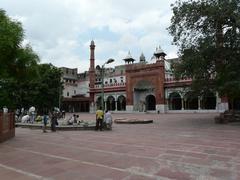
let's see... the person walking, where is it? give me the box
[62,110,65,118]
[42,112,48,133]
[95,107,104,131]
[51,108,58,132]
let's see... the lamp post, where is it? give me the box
[96,58,114,111]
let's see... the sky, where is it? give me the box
[1,0,178,72]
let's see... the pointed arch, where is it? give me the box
[146,95,156,110]
[184,92,198,110]
[106,96,116,111]
[134,80,154,91]
[117,95,126,111]
[202,91,216,109]
[169,92,182,110]
[229,97,240,110]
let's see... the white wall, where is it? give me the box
[63,80,90,98]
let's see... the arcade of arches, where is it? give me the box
[96,95,126,111]
[63,91,219,112]
[168,91,217,110]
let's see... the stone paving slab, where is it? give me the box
[0,113,240,179]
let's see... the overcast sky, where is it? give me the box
[1,0,178,72]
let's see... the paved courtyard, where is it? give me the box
[0,113,240,180]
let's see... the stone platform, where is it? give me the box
[1,113,240,179]
[15,123,95,131]
[114,118,153,124]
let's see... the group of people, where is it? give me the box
[95,107,112,131]
[16,107,36,123]
[67,114,80,125]
[42,107,112,132]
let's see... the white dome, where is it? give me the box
[154,45,164,55]
[124,51,133,59]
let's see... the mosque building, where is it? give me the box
[60,40,229,113]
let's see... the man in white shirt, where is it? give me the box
[104,110,112,130]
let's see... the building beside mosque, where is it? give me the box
[60,40,229,113]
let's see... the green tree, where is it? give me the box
[0,9,63,111]
[33,64,63,113]
[0,9,63,112]
[168,0,240,100]
[0,9,40,109]
[0,47,39,109]
[0,9,24,78]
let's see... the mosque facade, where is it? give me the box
[60,41,229,113]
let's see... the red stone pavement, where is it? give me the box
[0,113,240,180]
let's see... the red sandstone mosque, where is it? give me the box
[60,40,229,113]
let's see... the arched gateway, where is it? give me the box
[146,95,156,110]
[125,61,165,112]
[133,80,156,111]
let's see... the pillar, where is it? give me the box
[104,101,107,111]
[181,98,184,110]
[166,99,169,111]
[115,101,117,111]
[198,96,201,110]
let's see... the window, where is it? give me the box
[66,69,68,74]
[110,79,112,83]
[67,92,69,96]
[120,77,124,83]
[74,90,76,94]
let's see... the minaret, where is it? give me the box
[153,45,166,62]
[123,51,135,64]
[89,40,95,102]
[139,52,146,63]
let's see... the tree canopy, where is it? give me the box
[0,9,63,112]
[168,0,240,99]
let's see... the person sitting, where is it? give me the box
[67,116,74,125]
[73,114,77,124]
[36,115,42,123]
[104,110,112,130]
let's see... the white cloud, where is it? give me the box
[1,0,178,71]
